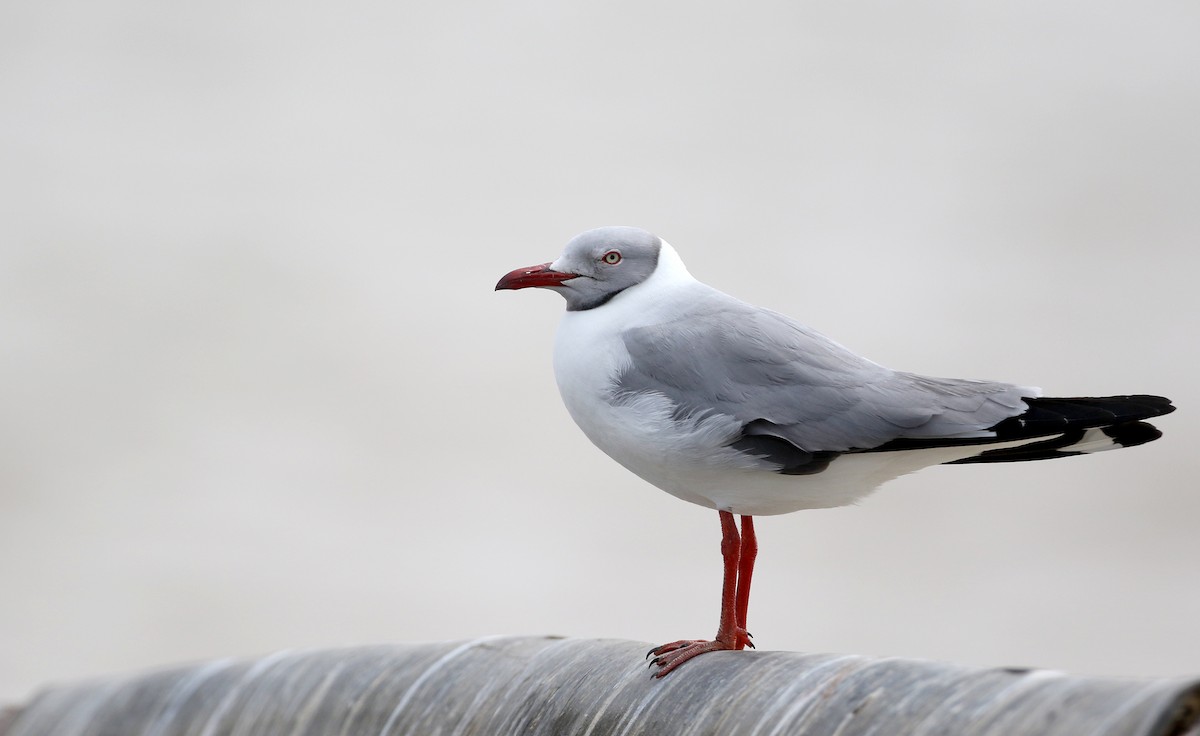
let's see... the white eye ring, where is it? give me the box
[602,251,622,265]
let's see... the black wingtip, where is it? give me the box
[1102,421,1163,448]
[988,394,1175,441]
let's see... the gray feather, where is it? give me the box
[614,286,1036,453]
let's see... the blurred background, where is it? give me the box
[2,0,1198,703]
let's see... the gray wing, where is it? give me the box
[615,290,1036,454]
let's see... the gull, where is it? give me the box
[495,226,1175,677]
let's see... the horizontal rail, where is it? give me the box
[4,637,1198,735]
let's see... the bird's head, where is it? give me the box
[495,226,663,311]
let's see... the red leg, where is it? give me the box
[735,515,757,632]
[647,510,755,677]
[714,510,742,642]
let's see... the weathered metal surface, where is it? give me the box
[4,637,1198,735]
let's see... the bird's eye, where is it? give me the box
[602,251,622,265]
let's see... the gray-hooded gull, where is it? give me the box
[495,225,1175,677]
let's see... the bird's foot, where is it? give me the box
[646,628,753,678]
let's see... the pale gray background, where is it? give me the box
[2,0,1197,703]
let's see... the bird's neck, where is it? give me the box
[654,241,695,287]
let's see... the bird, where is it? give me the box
[494,225,1175,678]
